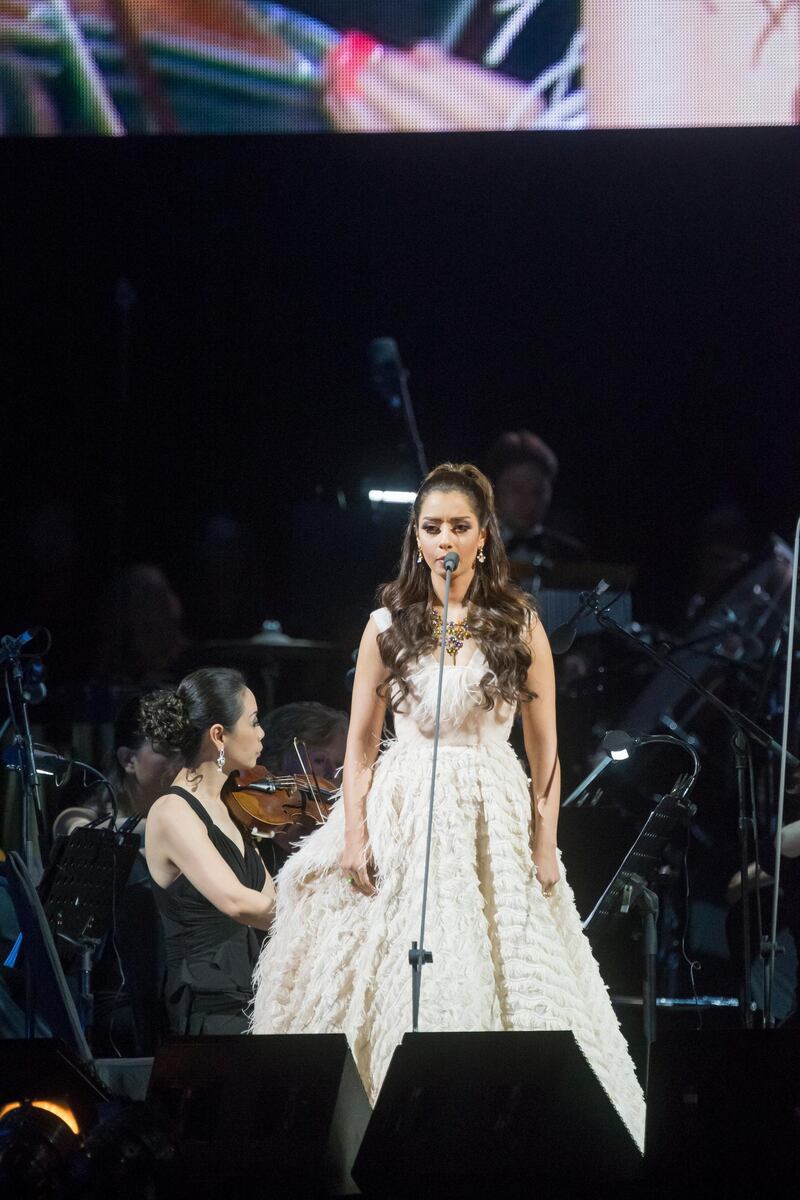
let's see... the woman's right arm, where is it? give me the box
[340,617,389,896]
[145,796,276,930]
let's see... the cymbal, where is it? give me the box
[201,635,337,662]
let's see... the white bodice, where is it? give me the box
[371,607,516,747]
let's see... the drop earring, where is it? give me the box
[477,546,486,564]
[416,544,423,564]
[216,746,226,772]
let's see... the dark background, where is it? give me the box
[1,127,798,677]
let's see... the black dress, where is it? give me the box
[150,787,266,1035]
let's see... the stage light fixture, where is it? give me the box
[0,1099,80,1134]
[368,489,417,504]
[0,1099,79,1198]
[601,728,700,782]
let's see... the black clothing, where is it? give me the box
[150,788,266,1035]
[92,851,166,1056]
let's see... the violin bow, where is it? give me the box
[293,737,329,823]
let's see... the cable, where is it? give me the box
[680,814,703,1029]
[106,838,126,1059]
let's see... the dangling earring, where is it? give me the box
[477,546,486,564]
[216,746,226,772]
[416,544,423,564]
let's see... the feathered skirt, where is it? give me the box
[250,738,646,1150]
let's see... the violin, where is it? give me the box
[222,765,337,846]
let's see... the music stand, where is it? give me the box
[582,782,697,1087]
[40,826,140,1043]
[4,851,92,1063]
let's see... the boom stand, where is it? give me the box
[409,563,455,1031]
[586,597,798,1029]
[1,634,46,882]
[583,780,697,1087]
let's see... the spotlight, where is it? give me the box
[368,489,417,504]
[0,1099,80,1135]
[0,1100,79,1198]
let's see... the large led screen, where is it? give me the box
[1,1,798,134]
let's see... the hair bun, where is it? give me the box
[139,688,195,755]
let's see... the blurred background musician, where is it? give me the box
[485,428,588,583]
[257,700,348,876]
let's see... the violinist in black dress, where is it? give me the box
[142,668,276,1035]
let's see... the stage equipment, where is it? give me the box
[0,1100,79,1198]
[563,727,699,807]
[201,631,336,711]
[0,1038,107,1135]
[353,1031,642,1197]
[550,576,611,654]
[1,627,50,880]
[577,574,798,1029]
[645,1030,800,1187]
[5,850,92,1052]
[582,762,699,1080]
[766,512,800,1027]
[368,489,417,504]
[39,826,140,1041]
[368,337,428,478]
[69,1100,175,1200]
[409,549,458,1032]
[146,1033,370,1197]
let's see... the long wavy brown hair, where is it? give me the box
[376,463,536,711]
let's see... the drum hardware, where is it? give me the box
[201,632,337,710]
[580,585,798,1029]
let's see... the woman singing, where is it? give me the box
[251,463,645,1148]
[142,668,275,1035]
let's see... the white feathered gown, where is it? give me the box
[251,608,646,1150]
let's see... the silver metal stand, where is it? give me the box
[409,563,456,1031]
[765,512,800,1026]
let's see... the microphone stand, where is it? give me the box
[765,512,800,1027]
[409,558,457,1031]
[1,634,47,883]
[581,590,798,1029]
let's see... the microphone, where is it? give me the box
[0,628,40,667]
[550,579,610,655]
[2,746,71,776]
[368,337,407,412]
[443,552,460,573]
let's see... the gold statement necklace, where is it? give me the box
[431,608,472,664]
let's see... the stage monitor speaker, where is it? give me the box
[352,1031,642,1197]
[645,1030,800,1187]
[146,1033,370,1197]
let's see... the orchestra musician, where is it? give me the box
[142,668,276,1035]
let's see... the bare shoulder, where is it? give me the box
[147,791,198,834]
[521,605,548,648]
[359,614,386,659]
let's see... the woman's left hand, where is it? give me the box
[533,842,560,898]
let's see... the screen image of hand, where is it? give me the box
[325,35,543,131]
